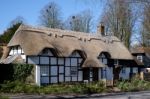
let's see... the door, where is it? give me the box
[83,67,98,82]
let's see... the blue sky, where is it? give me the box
[0,0,104,34]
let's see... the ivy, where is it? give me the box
[13,64,33,82]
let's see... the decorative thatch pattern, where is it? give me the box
[6,24,133,67]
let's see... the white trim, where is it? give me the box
[35,65,41,86]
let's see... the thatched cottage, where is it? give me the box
[0,24,140,85]
[131,47,150,72]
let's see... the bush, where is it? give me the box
[0,80,40,93]
[117,75,150,92]
[0,81,106,94]
[83,81,106,94]
[0,95,9,99]
[13,64,34,82]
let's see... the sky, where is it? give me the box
[0,0,104,34]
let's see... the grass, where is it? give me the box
[0,81,106,94]
[0,95,9,99]
[1,76,150,95]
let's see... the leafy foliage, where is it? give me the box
[0,95,9,99]
[0,81,106,94]
[0,23,22,44]
[117,75,150,92]
[13,64,34,82]
[1,77,150,94]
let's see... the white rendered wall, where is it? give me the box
[106,67,113,80]
[9,46,24,55]
[9,49,13,55]
[98,53,113,81]
[100,67,113,80]
[28,56,39,64]
[133,67,138,73]
[30,50,83,84]
[119,67,130,80]
[9,46,26,61]
[35,65,41,86]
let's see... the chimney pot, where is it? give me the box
[97,23,105,36]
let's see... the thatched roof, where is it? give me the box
[0,55,24,64]
[0,46,10,61]
[6,24,133,67]
[131,47,150,55]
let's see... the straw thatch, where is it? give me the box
[0,46,10,60]
[131,47,150,55]
[6,24,133,67]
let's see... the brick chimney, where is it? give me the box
[97,23,105,36]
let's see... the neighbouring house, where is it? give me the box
[0,24,141,86]
[131,47,150,73]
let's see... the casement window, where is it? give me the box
[40,66,49,76]
[98,53,108,65]
[114,59,119,65]
[70,67,77,76]
[137,55,143,62]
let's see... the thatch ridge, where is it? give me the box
[6,24,133,67]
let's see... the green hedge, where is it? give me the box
[117,75,150,92]
[0,81,106,94]
[0,64,33,83]
[13,64,33,82]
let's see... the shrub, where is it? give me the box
[117,75,150,92]
[0,95,9,99]
[13,64,33,82]
[0,81,106,94]
[0,80,40,93]
[83,81,106,94]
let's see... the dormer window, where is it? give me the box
[98,53,108,65]
[41,48,54,56]
[43,49,49,55]
[137,55,143,62]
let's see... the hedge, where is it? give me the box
[0,64,33,83]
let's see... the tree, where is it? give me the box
[39,2,63,29]
[0,17,24,44]
[100,0,137,48]
[65,10,93,33]
[141,3,150,47]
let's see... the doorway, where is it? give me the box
[83,67,98,82]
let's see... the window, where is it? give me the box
[40,66,49,76]
[43,49,49,55]
[70,67,77,76]
[114,60,119,65]
[137,55,143,62]
[98,53,108,65]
